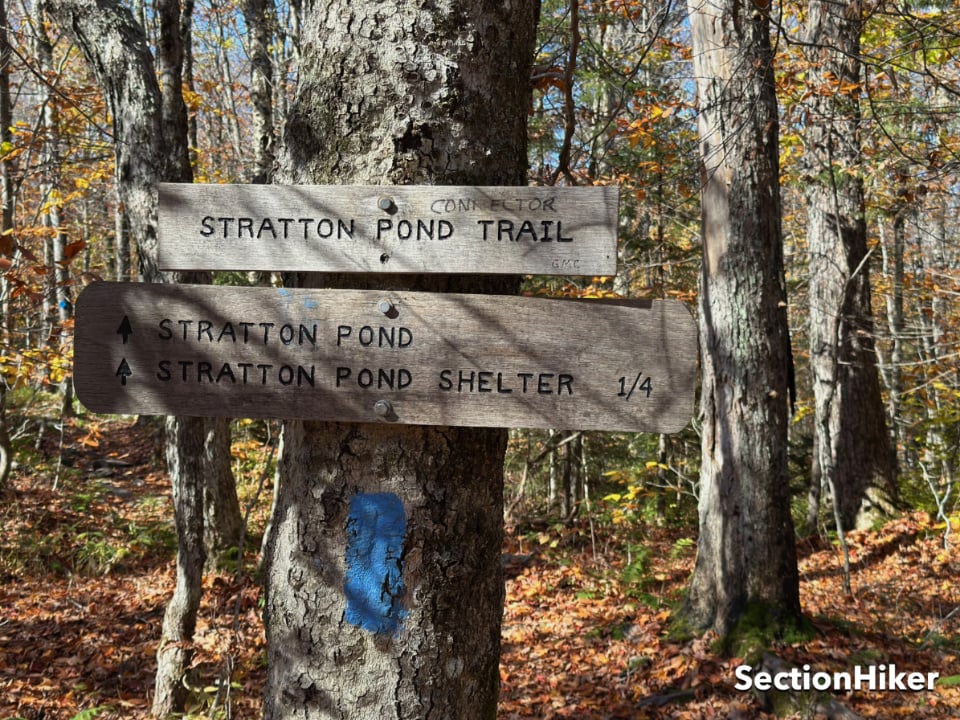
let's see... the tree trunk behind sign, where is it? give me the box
[261,0,538,717]
[41,0,240,712]
[801,0,897,533]
[682,0,801,634]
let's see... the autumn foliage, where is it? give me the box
[0,419,958,718]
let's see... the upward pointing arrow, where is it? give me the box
[117,316,133,344]
[116,358,132,386]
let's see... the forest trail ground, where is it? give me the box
[1,418,958,719]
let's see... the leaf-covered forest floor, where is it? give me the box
[1,418,958,719]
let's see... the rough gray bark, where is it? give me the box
[41,0,239,712]
[242,0,275,183]
[261,0,539,716]
[682,0,801,634]
[201,416,243,570]
[802,0,897,533]
[43,0,165,284]
[0,0,13,490]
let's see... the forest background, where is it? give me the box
[0,0,958,717]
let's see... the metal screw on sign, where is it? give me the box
[373,399,393,418]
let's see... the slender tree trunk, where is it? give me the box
[879,184,907,467]
[0,0,11,490]
[682,0,801,634]
[261,0,538,716]
[802,0,896,532]
[41,0,238,713]
[32,5,74,411]
[243,0,275,183]
[153,416,207,714]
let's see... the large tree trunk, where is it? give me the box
[682,0,801,634]
[802,0,897,533]
[261,0,538,717]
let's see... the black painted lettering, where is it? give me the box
[358,326,374,346]
[217,217,233,236]
[357,368,374,388]
[279,323,295,345]
[238,217,254,237]
[257,218,276,239]
[439,220,453,239]
[200,216,216,237]
[518,372,534,392]
[218,322,236,343]
[377,218,392,240]
[157,360,171,381]
[399,327,413,347]
[316,218,333,238]
[198,361,214,382]
[278,365,294,385]
[378,368,395,389]
[398,369,412,389]
[497,219,515,242]
[257,364,272,384]
[158,318,173,340]
[259,322,274,343]
[300,324,317,346]
[298,365,316,387]
[277,218,294,238]
[237,363,254,383]
[543,196,556,212]
[516,220,539,242]
[337,325,352,346]
[336,367,351,386]
[558,374,574,395]
[477,220,494,240]
[197,320,214,341]
[540,220,555,242]
[339,218,354,238]
[298,218,314,238]
[457,370,476,393]
[178,360,193,381]
[216,363,236,383]
[239,322,255,343]
[537,373,555,394]
[478,371,493,393]
[177,320,192,340]
[397,219,412,240]
[439,369,453,390]
[497,372,513,393]
[557,221,573,242]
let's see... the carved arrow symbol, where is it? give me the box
[116,358,132,386]
[117,316,133,344]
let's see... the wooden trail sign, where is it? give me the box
[158,183,619,276]
[73,282,697,433]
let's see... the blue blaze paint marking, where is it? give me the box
[344,492,408,635]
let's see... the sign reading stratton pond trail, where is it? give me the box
[157,184,619,276]
[73,282,697,433]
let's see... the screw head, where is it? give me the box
[378,196,395,212]
[378,298,394,315]
[373,399,393,417]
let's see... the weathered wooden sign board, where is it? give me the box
[158,184,619,276]
[73,282,696,433]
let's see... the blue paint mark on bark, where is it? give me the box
[344,492,408,635]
